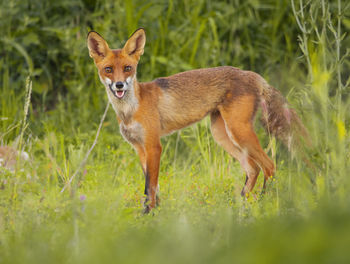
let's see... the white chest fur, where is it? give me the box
[119,121,144,144]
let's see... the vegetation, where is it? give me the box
[1,0,349,263]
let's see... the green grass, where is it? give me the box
[1,0,350,263]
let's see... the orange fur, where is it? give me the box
[87,28,304,212]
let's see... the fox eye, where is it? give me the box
[105,67,113,73]
[124,65,132,72]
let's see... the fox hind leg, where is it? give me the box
[210,111,261,196]
[218,95,275,184]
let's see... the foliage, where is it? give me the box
[0,0,350,263]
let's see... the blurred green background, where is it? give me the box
[1,0,350,263]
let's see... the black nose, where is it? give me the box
[115,82,124,89]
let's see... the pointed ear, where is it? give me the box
[87,31,110,62]
[122,28,146,60]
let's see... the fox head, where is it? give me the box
[87,28,146,100]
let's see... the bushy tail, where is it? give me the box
[259,82,310,153]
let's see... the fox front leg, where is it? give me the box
[134,143,153,212]
[143,141,162,214]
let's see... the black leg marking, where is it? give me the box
[144,172,149,196]
[260,178,268,198]
[240,175,249,197]
[143,172,151,214]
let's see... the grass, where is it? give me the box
[1,0,350,263]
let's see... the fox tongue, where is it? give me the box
[116,90,125,98]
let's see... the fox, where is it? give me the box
[87,28,307,213]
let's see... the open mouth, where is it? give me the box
[108,84,126,99]
[115,90,125,99]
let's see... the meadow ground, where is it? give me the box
[1,0,350,263]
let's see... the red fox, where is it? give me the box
[87,28,306,213]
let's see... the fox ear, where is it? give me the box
[87,31,110,62]
[122,28,146,60]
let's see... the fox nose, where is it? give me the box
[115,82,124,89]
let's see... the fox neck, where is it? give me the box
[104,76,139,124]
